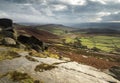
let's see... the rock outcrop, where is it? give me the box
[0,18,17,46]
[0,18,12,28]
[0,18,48,52]
[17,34,48,52]
[2,37,16,46]
[0,18,16,39]
[109,66,120,81]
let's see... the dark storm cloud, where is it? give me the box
[0,0,120,23]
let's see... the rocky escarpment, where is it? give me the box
[0,18,48,52]
[0,18,17,46]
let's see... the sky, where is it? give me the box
[0,0,120,24]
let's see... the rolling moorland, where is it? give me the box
[0,18,120,83]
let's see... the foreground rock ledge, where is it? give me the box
[0,52,119,83]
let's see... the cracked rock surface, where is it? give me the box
[0,52,119,83]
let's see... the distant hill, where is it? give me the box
[71,22,120,30]
[34,24,74,35]
[71,28,120,34]
[70,22,120,34]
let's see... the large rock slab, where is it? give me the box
[0,54,119,83]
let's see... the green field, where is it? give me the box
[37,25,120,53]
[80,36,120,52]
[64,35,120,53]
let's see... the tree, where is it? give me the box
[91,47,101,52]
[73,37,82,48]
[62,39,66,45]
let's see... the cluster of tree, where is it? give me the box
[73,37,87,49]
[62,37,102,52]
[62,37,87,49]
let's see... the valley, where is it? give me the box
[0,19,120,83]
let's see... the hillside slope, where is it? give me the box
[35,24,74,35]
[15,26,59,42]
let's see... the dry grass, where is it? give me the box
[16,27,59,42]
[61,52,120,69]
[9,71,33,82]
[29,50,59,59]
[0,71,43,83]
[25,55,39,62]
[44,51,59,59]
[49,45,120,69]
[0,51,20,61]
[35,63,57,72]
[29,50,47,58]
[0,45,25,52]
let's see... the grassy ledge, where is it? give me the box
[0,71,43,83]
[0,51,20,61]
[25,55,39,62]
[35,63,57,72]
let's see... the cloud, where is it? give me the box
[52,4,67,11]
[0,0,120,23]
[102,12,120,22]
[59,0,87,5]
[0,11,9,18]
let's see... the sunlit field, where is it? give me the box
[81,36,120,52]
[64,35,120,53]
